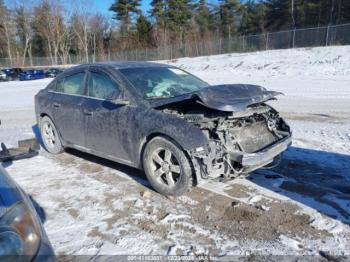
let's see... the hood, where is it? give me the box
[151,84,282,112]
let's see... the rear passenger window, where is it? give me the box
[62,73,85,95]
[55,79,64,92]
[88,72,120,100]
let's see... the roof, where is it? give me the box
[59,61,175,75]
[94,61,173,69]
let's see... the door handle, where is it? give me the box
[53,103,61,108]
[83,110,93,116]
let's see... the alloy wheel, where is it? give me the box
[42,122,57,149]
[150,148,181,188]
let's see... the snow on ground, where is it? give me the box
[165,45,350,115]
[0,78,52,110]
[0,46,350,257]
[165,45,350,97]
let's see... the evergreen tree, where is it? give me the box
[219,0,241,38]
[135,14,153,47]
[31,1,50,57]
[150,0,167,27]
[109,0,140,36]
[265,0,293,31]
[338,0,350,23]
[167,0,193,39]
[240,0,266,34]
[149,0,168,46]
[299,0,320,26]
[194,0,214,37]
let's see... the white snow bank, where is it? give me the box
[0,79,52,110]
[166,46,350,77]
[164,45,350,98]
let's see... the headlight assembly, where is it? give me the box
[0,201,41,258]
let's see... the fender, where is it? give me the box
[132,108,209,167]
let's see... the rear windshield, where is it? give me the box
[120,67,208,99]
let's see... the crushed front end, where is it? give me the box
[163,103,291,181]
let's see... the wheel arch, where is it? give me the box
[39,112,51,119]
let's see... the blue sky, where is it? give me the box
[5,0,152,16]
[91,0,153,15]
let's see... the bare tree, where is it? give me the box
[89,14,110,62]
[59,25,73,65]
[34,1,54,64]
[0,6,15,65]
[71,12,90,63]
[50,1,67,64]
[33,0,67,65]
[15,5,34,66]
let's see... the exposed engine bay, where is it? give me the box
[160,100,291,180]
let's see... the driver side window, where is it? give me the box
[88,71,120,100]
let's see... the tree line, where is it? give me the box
[0,0,349,66]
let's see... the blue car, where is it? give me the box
[19,70,45,81]
[0,70,7,81]
[2,68,23,81]
[0,136,55,260]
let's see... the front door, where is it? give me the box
[82,69,132,163]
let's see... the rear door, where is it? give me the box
[81,68,132,163]
[50,70,87,147]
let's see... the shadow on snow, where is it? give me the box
[252,146,350,225]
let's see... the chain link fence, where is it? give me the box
[1,23,350,68]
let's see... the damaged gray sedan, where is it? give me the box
[35,62,291,196]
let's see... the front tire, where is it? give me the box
[143,136,193,196]
[40,116,64,154]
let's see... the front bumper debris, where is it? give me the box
[241,136,292,167]
[0,138,39,162]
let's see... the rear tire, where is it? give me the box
[143,136,193,196]
[40,116,64,154]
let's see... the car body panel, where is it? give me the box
[0,164,55,260]
[0,167,23,209]
[81,97,132,161]
[51,93,86,147]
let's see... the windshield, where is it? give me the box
[120,67,209,99]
